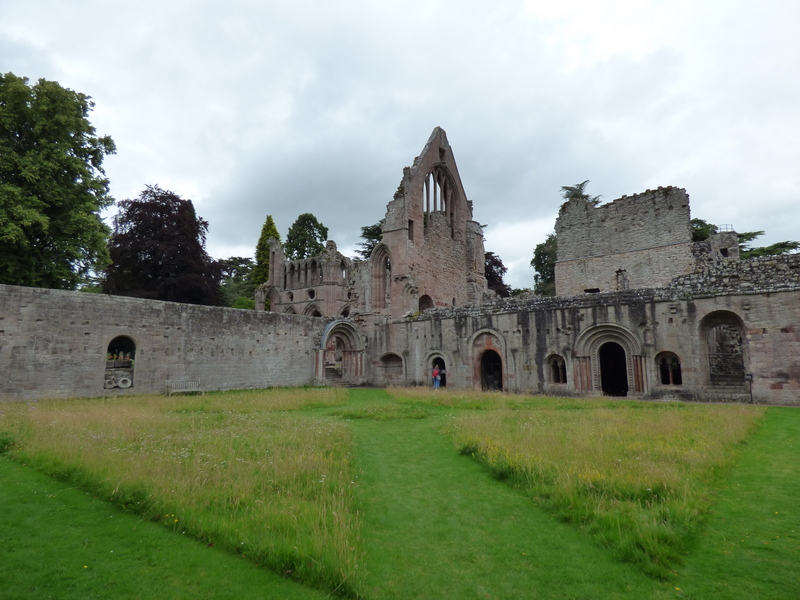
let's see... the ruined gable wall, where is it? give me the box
[555,187,695,295]
[0,284,323,400]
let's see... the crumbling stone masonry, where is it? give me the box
[1,128,798,404]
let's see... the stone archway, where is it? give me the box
[318,320,364,385]
[599,341,628,396]
[431,355,447,387]
[573,323,645,395]
[481,350,503,391]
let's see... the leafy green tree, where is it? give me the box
[252,214,281,285]
[738,231,799,258]
[560,180,602,205]
[485,251,511,297]
[691,219,798,258]
[690,218,719,241]
[103,185,220,305]
[284,213,328,260]
[219,256,255,308]
[0,73,116,289]
[531,233,557,296]
[356,219,384,259]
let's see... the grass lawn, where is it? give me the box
[1,388,798,599]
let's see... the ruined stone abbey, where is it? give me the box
[2,128,799,404]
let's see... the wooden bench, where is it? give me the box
[165,380,204,396]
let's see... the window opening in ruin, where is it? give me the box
[340,306,350,317]
[287,291,294,301]
[408,220,414,242]
[599,342,628,396]
[419,294,434,311]
[707,322,745,385]
[656,352,682,385]
[547,355,567,384]
[341,260,347,280]
[105,336,135,390]
[480,350,503,391]
[423,166,454,234]
[585,288,601,294]
[432,356,447,387]
[371,247,391,311]
[307,289,315,300]
[720,248,729,258]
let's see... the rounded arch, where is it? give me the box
[574,323,642,357]
[546,353,568,384]
[655,351,683,385]
[573,323,644,395]
[419,294,434,311]
[470,329,506,391]
[700,310,746,385]
[320,320,364,385]
[378,352,404,381]
[105,335,136,390]
[599,342,628,396]
[426,352,449,388]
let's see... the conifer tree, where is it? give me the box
[252,214,281,286]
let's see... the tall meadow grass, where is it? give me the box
[389,388,766,578]
[0,388,363,596]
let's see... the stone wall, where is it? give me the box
[0,284,324,400]
[555,187,695,295]
[393,284,800,405]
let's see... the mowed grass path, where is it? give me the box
[349,389,671,599]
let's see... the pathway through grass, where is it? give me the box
[347,389,672,599]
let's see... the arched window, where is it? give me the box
[105,336,136,390]
[656,352,682,385]
[371,245,391,311]
[547,354,567,384]
[419,295,434,311]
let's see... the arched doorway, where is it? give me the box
[481,350,503,391]
[105,335,136,390]
[432,356,447,387]
[318,320,364,385]
[599,342,628,396]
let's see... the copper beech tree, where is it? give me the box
[103,185,220,305]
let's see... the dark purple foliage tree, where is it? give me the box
[485,251,511,298]
[103,185,220,305]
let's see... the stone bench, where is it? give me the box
[164,380,204,396]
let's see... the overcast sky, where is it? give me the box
[3,1,798,288]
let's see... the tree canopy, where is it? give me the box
[560,180,602,205]
[0,73,116,289]
[103,185,220,305]
[252,214,280,285]
[531,232,557,296]
[485,251,511,297]
[691,218,799,258]
[356,219,384,260]
[218,256,255,309]
[284,213,328,260]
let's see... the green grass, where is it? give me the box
[1,388,798,599]
[0,456,328,599]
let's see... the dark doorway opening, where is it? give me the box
[432,357,447,387]
[599,342,628,396]
[481,350,503,391]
